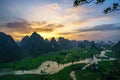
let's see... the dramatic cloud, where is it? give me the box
[77,23,120,32]
[57,23,120,40]
[0,18,64,40]
[46,24,64,28]
[2,18,64,33]
[6,21,28,28]
[0,0,120,41]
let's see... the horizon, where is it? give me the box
[0,0,120,41]
[0,31,119,42]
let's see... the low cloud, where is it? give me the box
[77,23,120,32]
[46,24,64,28]
[58,32,78,35]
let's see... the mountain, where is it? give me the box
[45,38,49,43]
[20,32,51,56]
[58,37,72,49]
[78,40,98,49]
[113,41,120,50]
[90,41,98,49]
[70,40,80,47]
[20,36,29,46]
[112,41,120,58]
[50,37,59,51]
[0,32,22,63]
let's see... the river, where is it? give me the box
[0,50,116,77]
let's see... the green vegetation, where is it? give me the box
[0,64,85,80]
[105,52,114,57]
[75,60,120,80]
[76,70,103,80]
[0,75,45,80]
[0,48,99,70]
[0,46,119,80]
[0,61,120,80]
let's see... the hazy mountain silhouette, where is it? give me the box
[50,37,59,51]
[20,32,51,56]
[45,38,49,43]
[90,41,98,49]
[0,32,23,63]
[0,31,117,64]
[58,37,72,49]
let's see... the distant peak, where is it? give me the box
[51,37,55,39]
[45,38,49,41]
[23,36,29,39]
[45,38,49,43]
[31,32,41,37]
[20,36,29,43]
[0,32,7,36]
[50,37,57,41]
[33,32,37,34]
[58,37,65,40]
[0,32,9,39]
[30,32,44,41]
[31,32,38,35]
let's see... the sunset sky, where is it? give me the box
[0,0,120,41]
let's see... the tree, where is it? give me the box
[74,0,120,14]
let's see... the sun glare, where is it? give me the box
[37,32,59,40]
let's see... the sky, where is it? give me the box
[0,0,120,41]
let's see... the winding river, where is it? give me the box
[0,50,116,77]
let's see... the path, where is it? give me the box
[70,71,77,80]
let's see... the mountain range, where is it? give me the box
[0,32,74,63]
[0,32,119,63]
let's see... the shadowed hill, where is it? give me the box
[58,37,72,49]
[112,41,120,58]
[0,31,117,64]
[0,32,23,63]
[20,32,51,57]
[50,37,59,51]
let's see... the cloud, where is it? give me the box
[24,3,95,24]
[0,16,8,22]
[57,23,120,40]
[26,3,63,23]
[0,18,65,41]
[5,18,29,28]
[68,16,111,27]
[58,31,78,35]
[65,6,94,14]
[6,21,28,28]
[77,23,120,32]
[32,28,53,32]
[46,24,64,28]
[1,18,64,35]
